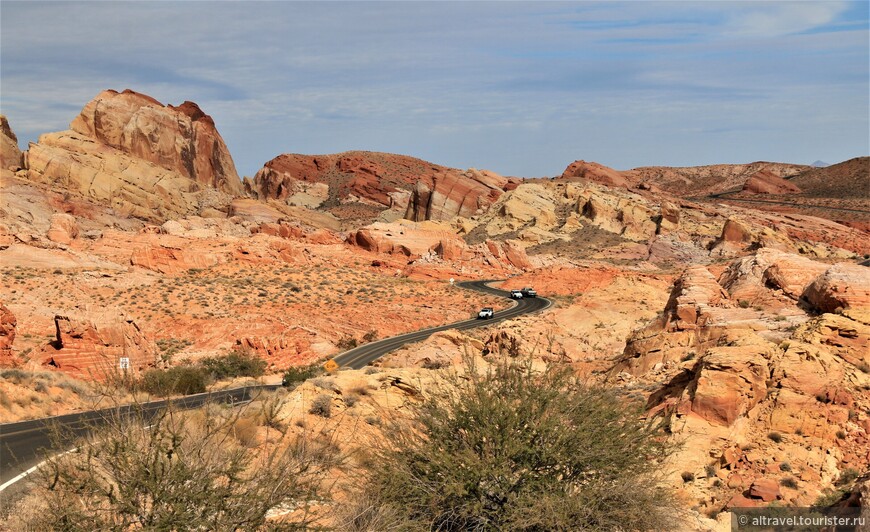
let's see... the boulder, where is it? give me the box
[748,478,782,502]
[803,263,870,313]
[689,347,769,426]
[46,213,80,245]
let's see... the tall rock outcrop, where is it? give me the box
[250,151,516,223]
[0,115,23,171]
[70,90,242,194]
[24,89,242,221]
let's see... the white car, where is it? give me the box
[510,290,523,299]
[477,307,494,319]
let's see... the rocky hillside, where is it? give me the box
[18,89,242,222]
[627,161,809,196]
[247,151,519,226]
[787,156,869,198]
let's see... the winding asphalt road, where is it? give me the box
[0,279,550,506]
[334,279,551,369]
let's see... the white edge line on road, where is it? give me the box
[0,446,77,493]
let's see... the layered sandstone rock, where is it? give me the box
[71,90,241,194]
[717,249,829,301]
[803,263,870,313]
[130,244,227,275]
[24,90,241,222]
[41,313,157,379]
[0,115,23,170]
[251,151,515,222]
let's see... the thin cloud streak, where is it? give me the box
[1,1,867,177]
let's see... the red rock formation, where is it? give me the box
[0,303,17,365]
[41,313,157,380]
[560,160,631,188]
[130,245,227,275]
[627,161,809,197]
[0,115,23,170]
[251,151,516,221]
[742,169,802,194]
[71,89,242,195]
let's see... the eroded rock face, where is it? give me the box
[0,115,23,170]
[803,263,870,313]
[130,244,228,275]
[0,303,17,365]
[24,89,240,222]
[251,151,515,222]
[561,159,631,188]
[40,313,157,379]
[71,90,242,195]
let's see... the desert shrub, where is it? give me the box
[357,357,677,531]
[836,467,861,486]
[779,462,792,472]
[337,335,358,350]
[814,488,847,508]
[738,300,751,309]
[311,377,337,391]
[836,430,847,439]
[309,394,332,418]
[362,329,378,343]
[682,471,695,482]
[421,358,448,370]
[8,407,333,530]
[140,366,209,396]
[344,394,360,408]
[200,349,266,380]
[155,338,192,363]
[780,477,799,489]
[767,431,783,443]
[282,364,322,386]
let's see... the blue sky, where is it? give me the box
[1,1,867,178]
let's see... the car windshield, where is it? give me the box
[482,308,493,311]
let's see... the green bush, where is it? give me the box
[6,407,334,530]
[282,364,322,387]
[140,366,209,396]
[201,350,267,380]
[353,357,677,531]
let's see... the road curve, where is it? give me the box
[333,279,552,369]
[0,385,279,507]
[0,279,550,505]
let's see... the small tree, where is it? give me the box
[12,405,335,530]
[353,357,677,531]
